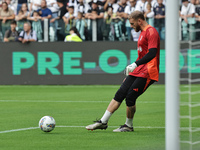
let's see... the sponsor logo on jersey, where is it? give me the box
[137,46,142,52]
[140,35,143,41]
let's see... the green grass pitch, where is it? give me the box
[0,85,199,150]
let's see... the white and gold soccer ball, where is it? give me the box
[39,116,56,132]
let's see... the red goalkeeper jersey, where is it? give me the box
[129,25,160,81]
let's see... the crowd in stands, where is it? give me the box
[0,0,199,42]
[180,0,200,41]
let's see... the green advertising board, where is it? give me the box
[0,42,199,85]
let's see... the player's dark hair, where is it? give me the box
[128,11,145,21]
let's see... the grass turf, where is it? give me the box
[0,85,199,150]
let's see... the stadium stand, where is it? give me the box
[0,0,199,42]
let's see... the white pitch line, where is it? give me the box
[0,85,119,88]
[0,127,39,134]
[0,100,165,103]
[0,85,165,88]
[0,100,200,104]
[0,85,199,88]
[0,100,110,103]
[0,126,165,134]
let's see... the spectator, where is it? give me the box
[15,3,29,32]
[76,0,90,15]
[98,0,107,6]
[30,0,41,13]
[153,0,165,40]
[0,2,15,37]
[38,0,52,21]
[135,0,146,12]
[75,12,87,40]
[37,0,52,40]
[63,5,76,35]
[116,0,128,19]
[85,0,104,20]
[4,20,18,42]
[180,0,196,40]
[16,0,28,14]
[144,2,154,26]
[124,0,137,15]
[46,0,58,11]
[56,0,67,18]
[144,0,157,11]
[180,0,195,23]
[68,0,79,13]
[104,0,119,14]
[64,26,82,42]
[190,0,196,4]
[18,21,37,43]
[46,0,59,41]
[124,0,137,40]
[85,0,104,40]
[6,0,15,13]
[103,6,114,40]
[194,0,200,39]
[115,0,128,40]
[5,0,16,14]
[27,11,43,40]
[50,0,67,41]
[109,8,124,41]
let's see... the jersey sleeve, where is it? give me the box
[146,27,159,50]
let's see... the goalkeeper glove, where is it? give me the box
[125,62,137,76]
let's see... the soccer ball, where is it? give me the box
[39,116,56,132]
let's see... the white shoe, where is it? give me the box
[113,124,134,132]
[86,120,108,131]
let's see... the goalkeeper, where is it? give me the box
[86,11,160,132]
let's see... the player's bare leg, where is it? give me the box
[126,105,136,119]
[85,99,121,130]
[125,105,136,127]
[106,99,121,113]
[113,105,135,132]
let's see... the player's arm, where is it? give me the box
[125,48,157,76]
[126,27,159,76]
[135,48,157,66]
